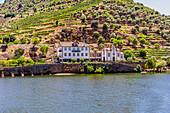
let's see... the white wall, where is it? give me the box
[62,47,90,59]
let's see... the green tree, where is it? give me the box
[132,37,139,47]
[117,40,124,47]
[116,35,122,40]
[81,14,86,23]
[139,38,146,45]
[142,27,148,35]
[131,28,137,34]
[134,64,142,72]
[139,50,147,58]
[97,36,105,45]
[93,31,100,38]
[14,48,24,59]
[17,57,26,66]
[14,40,19,44]
[20,38,27,44]
[156,60,166,72]
[124,50,134,60]
[40,45,49,55]
[145,58,156,69]
[142,21,146,26]
[32,37,40,46]
[127,36,132,44]
[87,65,94,73]
[3,35,10,44]
[102,22,109,30]
[154,43,160,49]
[33,7,37,12]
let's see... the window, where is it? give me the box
[85,47,88,51]
[73,48,75,50]
[77,53,79,56]
[77,47,79,51]
[85,53,88,56]
[64,53,67,56]
[81,47,84,51]
[118,53,119,57]
[73,53,75,56]
[81,53,84,56]
[64,47,67,51]
[121,55,123,59]
[69,53,71,56]
[108,53,110,57]
[113,53,115,55]
[69,47,71,51]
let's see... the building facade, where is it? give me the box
[54,42,125,62]
[55,42,90,62]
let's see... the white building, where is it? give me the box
[55,41,90,62]
[54,42,125,62]
[101,46,125,62]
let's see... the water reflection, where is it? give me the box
[0,73,169,112]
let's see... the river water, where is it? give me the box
[0,73,170,113]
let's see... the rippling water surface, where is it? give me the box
[0,73,170,113]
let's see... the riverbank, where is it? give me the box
[0,63,140,77]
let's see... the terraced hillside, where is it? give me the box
[0,0,170,61]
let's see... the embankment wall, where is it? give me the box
[0,63,138,77]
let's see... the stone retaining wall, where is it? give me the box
[0,63,137,77]
[119,62,146,69]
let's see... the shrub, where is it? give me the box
[99,43,104,48]
[95,67,104,73]
[81,14,86,23]
[113,24,121,29]
[142,27,148,35]
[14,48,24,59]
[87,65,94,73]
[131,28,137,34]
[117,40,124,46]
[93,31,100,38]
[142,21,146,26]
[80,58,84,62]
[116,35,122,40]
[154,43,160,49]
[40,45,49,55]
[4,13,15,18]
[81,69,84,73]
[127,36,132,44]
[139,38,146,45]
[145,58,156,69]
[110,33,116,38]
[32,37,40,45]
[132,38,139,47]
[20,38,27,44]
[140,50,147,58]
[134,64,142,72]
[166,43,170,46]
[102,22,109,30]
[156,29,161,34]
[97,36,105,45]
[71,58,77,63]
[3,35,10,44]
[91,20,99,28]
[13,40,19,44]
[124,50,134,60]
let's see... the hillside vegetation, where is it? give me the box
[0,0,170,61]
